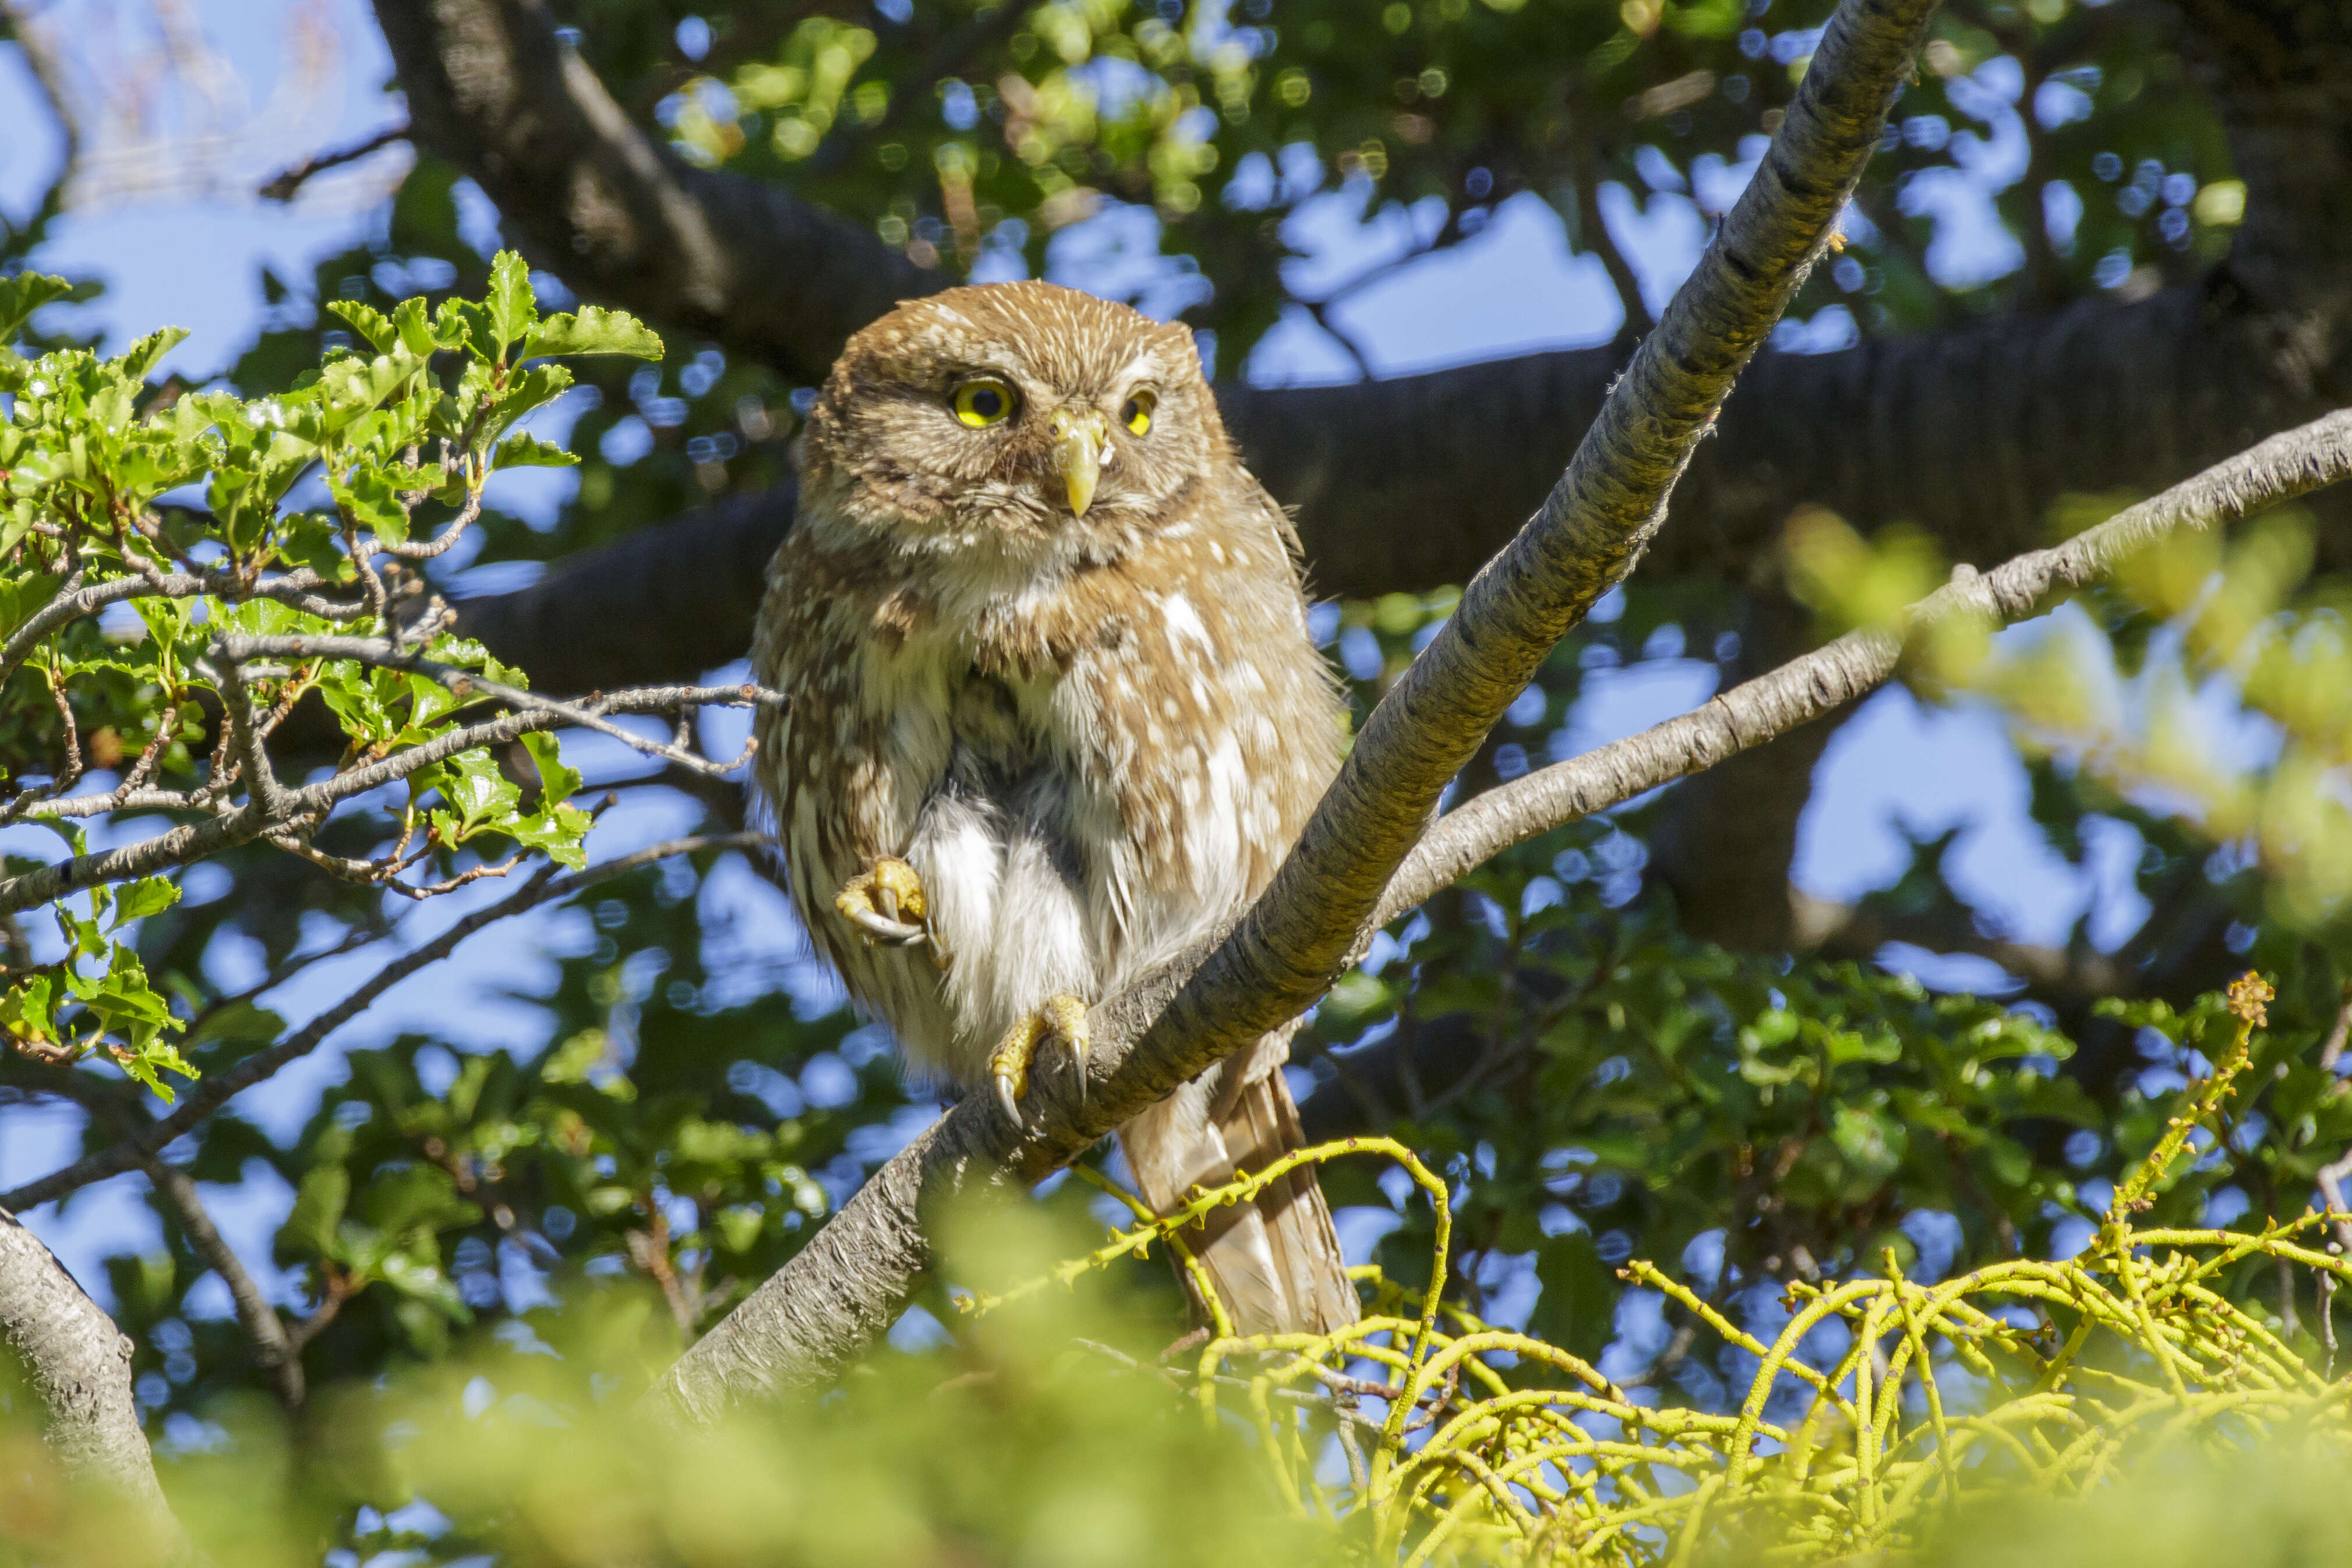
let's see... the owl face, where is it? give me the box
[800,282,1220,553]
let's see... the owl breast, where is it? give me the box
[754,479,1343,1095]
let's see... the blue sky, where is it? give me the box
[0,1,2136,1304]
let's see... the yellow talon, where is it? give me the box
[835,856,929,946]
[990,993,1089,1125]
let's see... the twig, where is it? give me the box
[216,634,781,778]
[0,833,765,1212]
[257,123,411,203]
[0,682,769,913]
[139,1155,303,1409]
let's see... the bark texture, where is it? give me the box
[0,1208,188,1562]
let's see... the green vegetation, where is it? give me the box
[7,0,2352,1559]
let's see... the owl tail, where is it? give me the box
[1117,1039,1358,1337]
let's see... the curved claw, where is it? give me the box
[835,857,931,947]
[987,993,1090,1128]
[841,902,928,945]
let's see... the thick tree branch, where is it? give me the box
[0,1207,189,1563]
[397,0,2352,701]
[456,282,2352,695]
[370,0,937,386]
[647,0,1937,1419]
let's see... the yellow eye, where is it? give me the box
[1122,389,1156,436]
[952,378,1016,428]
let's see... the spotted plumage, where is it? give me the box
[750,281,1355,1335]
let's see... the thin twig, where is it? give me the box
[0,683,769,913]
[139,1154,303,1409]
[0,832,766,1212]
[257,123,411,203]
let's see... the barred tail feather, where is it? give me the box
[1117,1045,1357,1337]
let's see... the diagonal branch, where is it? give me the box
[139,1156,303,1410]
[0,834,764,1214]
[369,0,937,386]
[1373,409,2352,927]
[646,0,1941,1421]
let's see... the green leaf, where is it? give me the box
[116,327,190,385]
[116,1040,199,1104]
[521,731,582,804]
[280,1164,351,1262]
[508,801,592,869]
[484,250,538,360]
[380,1251,471,1320]
[0,273,73,341]
[490,430,580,468]
[435,750,521,838]
[0,974,58,1044]
[327,300,398,353]
[108,877,181,930]
[476,365,574,455]
[0,571,63,642]
[392,296,441,358]
[527,305,664,361]
[331,466,410,545]
[317,349,422,428]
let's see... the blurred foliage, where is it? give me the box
[12,989,2352,1566]
[2,0,2350,1559]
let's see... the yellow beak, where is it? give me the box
[1050,407,1110,516]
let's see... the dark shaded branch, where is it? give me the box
[400,0,2352,700]
[0,834,763,1214]
[448,278,2352,696]
[139,1157,303,1409]
[454,483,798,689]
[257,123,410,203]
[369,0,937,386]
[0,1207,189,1563]
[647,0,1937,1419]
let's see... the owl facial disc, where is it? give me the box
[1049,405,1111,516]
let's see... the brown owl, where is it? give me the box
[750,281,1356,1336]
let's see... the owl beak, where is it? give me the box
[1050,407,1110,516]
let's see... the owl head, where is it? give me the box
[799,282,1221,554]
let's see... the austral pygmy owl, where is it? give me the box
[750,281,1356,1336]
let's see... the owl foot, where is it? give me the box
[835,857,930,947]
[990,994,1090,1125]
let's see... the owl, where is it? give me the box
[750,281,1356,1337]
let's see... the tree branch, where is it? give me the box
[0,675,764,913]
[645,0,1938,1419]
[1373,407,2352,924]
[0,1207,190,1563]
[139,1157,303,1410]
[0,834,764,1214]
[402,0,2352,701]
[369,0,937,386]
